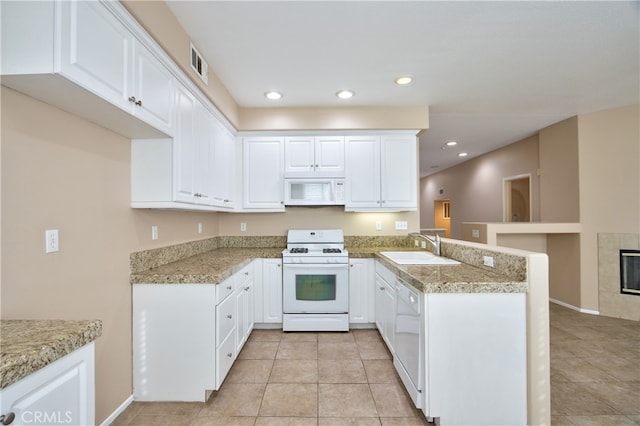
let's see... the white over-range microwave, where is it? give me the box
[284,178,345,206]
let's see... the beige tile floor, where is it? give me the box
[550,303,640,426]
[113,303,640,426]
[113,328,428,425]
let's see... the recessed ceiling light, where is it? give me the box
[336,90,355,99]
[264,91,283,100]
[394,76,413,85]
[458,152,468,157]
[446,141,458,146]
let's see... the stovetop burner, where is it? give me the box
[289,248,309,254]
[323,248,342,253]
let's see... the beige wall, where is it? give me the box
[120,1,428,133]
[121,0,240,128]
[420,135,540,239]
[219,208,419,236]
[0,87,221,423]
[239,106,429,131]
[538,116,580,222]
[577,104,640,310]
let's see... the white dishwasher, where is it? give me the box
[394,278,423,408]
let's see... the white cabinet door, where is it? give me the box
[133,284,216,401]
[173,86,198,203]
[381,135,417,209]
[243,137,285,211]
[0,344,95,426]
[261,258,283,323]
[284,136,344,177]
[193,104,215,205]
[132,42,175,135]
[59,0,132,111]
[235,263,254,353]
[345,136,381,209]
[345,134,417,211]
[284,136,315,175]
[211,122,236,209]
[349,259,374,324]
[315,136,345,176]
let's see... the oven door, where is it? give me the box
[283,263,349,313]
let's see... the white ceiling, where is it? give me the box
[166,1,639,177]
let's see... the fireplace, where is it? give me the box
[620,250,640,296]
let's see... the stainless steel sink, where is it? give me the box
[379,251,461,265]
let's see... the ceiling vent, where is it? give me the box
[190,42,208,85]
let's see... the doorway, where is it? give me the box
[503,174,531,222]
[433,199,451,237]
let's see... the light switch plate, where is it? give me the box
[472,229,480,239]
[240,222,247,232]
[151,225,159,240]
[375,221,382,231]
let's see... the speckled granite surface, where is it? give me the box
[348,247,527,294]
[0,319,102,389]
[131,247,283,284]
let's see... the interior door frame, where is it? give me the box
[503,173,532,222]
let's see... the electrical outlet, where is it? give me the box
[472,229,480,239]
[375,221,382,231]
[45,229,59,253]
[421,241,427,249]
[395,221,407,230]
[414,239,419,247]
[151,225,159,240]
[198,223,203,234]
[483,256,494,267]
[240,222,247,232]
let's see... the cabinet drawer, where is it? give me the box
[237,262,253,286]
[375,260,396,285]
[216,294,236,346]
[216,276,235,304]
[215,330,236,389]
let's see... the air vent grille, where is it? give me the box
[190,42,208,85]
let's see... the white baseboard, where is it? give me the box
[550,298,600,315]
[100,395,133,426]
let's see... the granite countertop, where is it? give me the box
[131,245,526,294]
[0,319,103,389]
[349,247,527,294]
[130,247,283,284]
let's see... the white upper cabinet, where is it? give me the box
[210,122,236,209]
[1,0,175,138]
[380,135,418,209]
[243,137,285,211]
[284,136,344,177]
[345,136,382,210]
[131,42,175,134]
[131,87,236,211]
[345,134,417,211]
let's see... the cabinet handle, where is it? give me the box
[227,352,233,358]
[227,286,232,290]
[379,286,385,291]
[0,412,15,425]
[227,314,232,319]
[128,96,142,106]
[244,272,249,275]
[224,199,229,203]
[244,286,250,291]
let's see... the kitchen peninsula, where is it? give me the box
[130,235,549,425]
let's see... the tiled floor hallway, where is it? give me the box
[113,303,640,425]
[114,328,427,425]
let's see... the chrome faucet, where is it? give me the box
[409,232,441,256]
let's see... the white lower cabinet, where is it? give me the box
[374,261,396,351]
[133,261,257,401]
[422,293,527,425]
[259,258,283,323]
[349,258,374,324]
[0,343,95,426]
